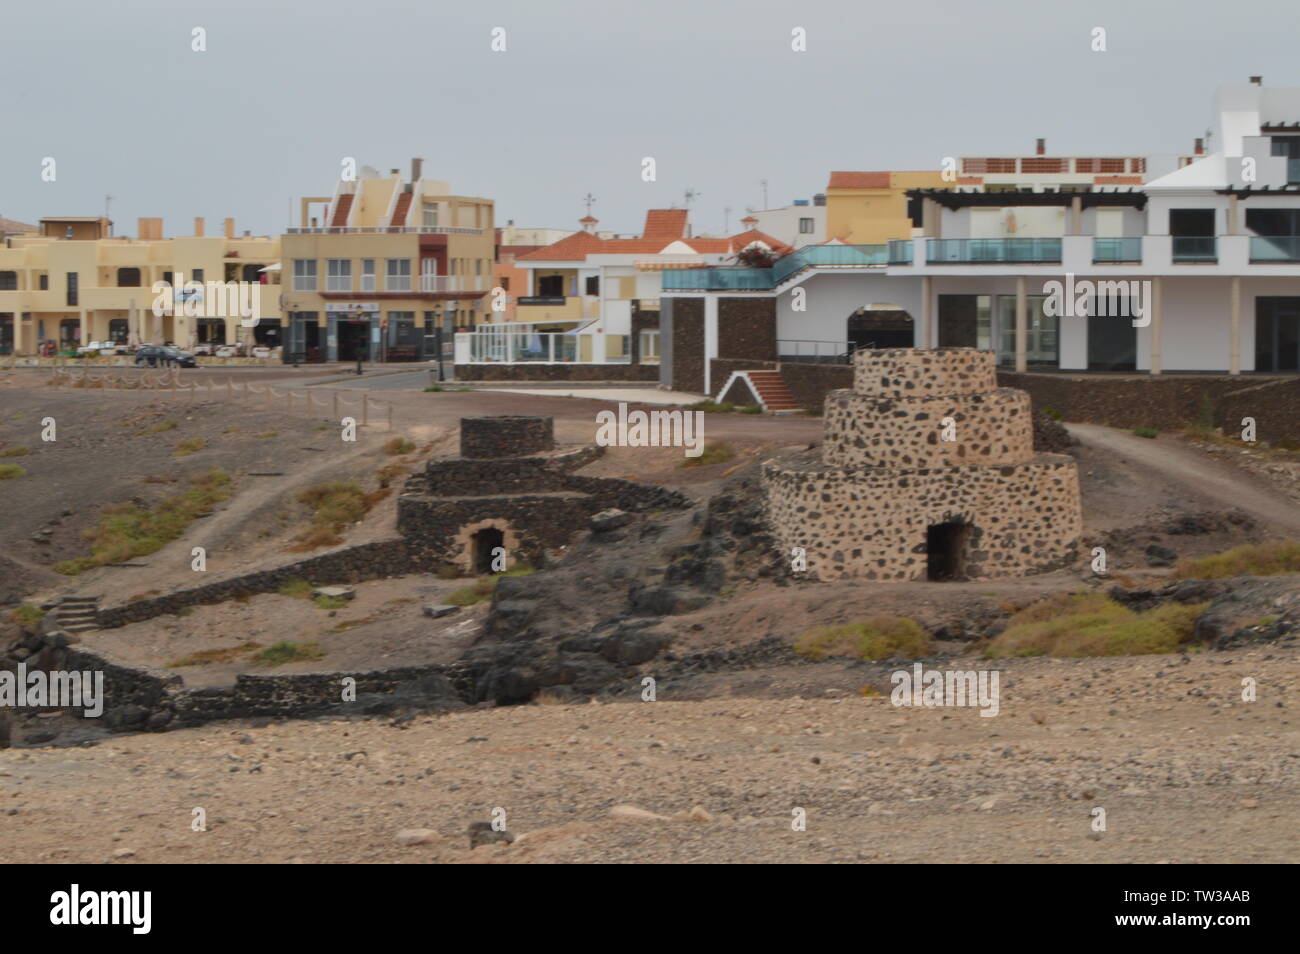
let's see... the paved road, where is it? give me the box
[1066,422,1300,535]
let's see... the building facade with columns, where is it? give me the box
[0,216,281,355]
[657,80,1300,396]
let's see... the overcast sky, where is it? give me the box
[3,0,1298,239]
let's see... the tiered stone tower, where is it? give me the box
[763,349,1082,581]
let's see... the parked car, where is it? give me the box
[134,345,197,368]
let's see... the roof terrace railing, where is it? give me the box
[926,237,1062,264]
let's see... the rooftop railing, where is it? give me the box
[1249,235,1300,262]
[1092,237,1143,263]
[926,237,1062,264]
[1171,236,1217,263]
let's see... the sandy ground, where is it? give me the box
[1,648,1294,864]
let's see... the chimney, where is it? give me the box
[1250,75,1263,85]
[224,217,235,239]
[193,217,205,237]
[1194,138,1205,156]
[137,217,163,240]
[580,216,598,234]
[411,157,424,183]
[390,168,400,176]
[310,217,318,227]
[243,230,250,237]
[1035,138,1046,156]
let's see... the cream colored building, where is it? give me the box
[281,161,494,362]
[0,216,281,355]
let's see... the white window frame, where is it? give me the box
[326,259,352,292]
[386,258,411,292]
[360,259,376,292]
[293,259,317,291]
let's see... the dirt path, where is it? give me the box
[1,648,1294,864]
[1066,423,1300,537]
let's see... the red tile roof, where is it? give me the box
[642,209,688,240]
[827,171,892,190]
[518,213,792,261]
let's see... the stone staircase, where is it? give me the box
[52,595,100,634]
[716,369,803,414]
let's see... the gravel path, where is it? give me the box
[2,649,1294,864]
[1066,423,1300,536]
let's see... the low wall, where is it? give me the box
[98,538,426,629]
[455,363,660,382]
[55,645,473,731]
[999,372,1300,442]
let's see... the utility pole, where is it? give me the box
[760,179,769,210]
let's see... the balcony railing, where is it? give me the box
[1092,237,1143,263]
[420,275,488,293]
[660,244,888,292]
[777,339,853,364]
[926,238,1062,264]
[1249,236,1300,262]
[1171,236,1217,263]
[660,268,775,291]
[888,239,913,265]
[516,295,569,305]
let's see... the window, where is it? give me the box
[293,259,317,291]
[39,274,48,291]
[361,259,376,292]
[0,272,16,291]
[386,259,411,291]
[192,269,204,284]
[327,259,352,291]
[422,204,439,228]
[66,272,78,306]
[117,267,141,287]
[537,275,565,297]
[585,276,599,296]
[799,217,815,234]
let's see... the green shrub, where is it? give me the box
[313,594,349,610]
[384,436,415,455]
[685,400,735,413]
[680,440,736,468]
[795,616,930,661]
[174,437,206,456]
[1172,541,1300,579]
[1133,427,1158,439]
[53,470,232,574]
[0,464,26,479]
[252,641,324,667]
[0,445,30,457]
[10,603,45,625]
[984,592,1207,657]
[738,404,764,414]
[276,578,314,599]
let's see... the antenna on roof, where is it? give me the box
[760,179,769,209]
[723,205,732,232]
[684,187,701,208]
[582,192,596,216]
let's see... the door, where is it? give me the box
[1256,297,1300,372]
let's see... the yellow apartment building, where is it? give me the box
[824,171,954,244]
[0,216,282,355]
[280,160,494,362]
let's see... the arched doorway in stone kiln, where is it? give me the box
[926,520,973,581]
[471,526,505,575]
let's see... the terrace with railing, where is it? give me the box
[926,237,1062,264]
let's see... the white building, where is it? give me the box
[658,79,1300,392]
